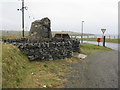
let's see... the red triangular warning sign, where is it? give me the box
[101,29,106,34]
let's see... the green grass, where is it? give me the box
[80,43,111,55]
[2,43,72,88]
[2,43,31,88]
[78,38,119,43]
[2,42,111,88]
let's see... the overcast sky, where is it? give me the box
[0,0,119,35]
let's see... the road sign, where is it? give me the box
[97,38,101,42]
[101,29,106,34]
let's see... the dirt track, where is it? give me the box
[64,50,118,88]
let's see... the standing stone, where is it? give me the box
[29,17,52,41]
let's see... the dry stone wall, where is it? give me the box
[3,38,80,61]
[3,17,80,61]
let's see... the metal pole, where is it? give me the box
[22,0,24,37]
[103,33,106,47]
[81,21,84,43]
[103,36,105,47]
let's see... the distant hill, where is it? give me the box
[1,30,94,37]
[52,31,94,36]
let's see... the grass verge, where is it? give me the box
[2,42,111,88]
[80,43,111,55]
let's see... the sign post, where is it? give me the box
[103,36,106,47]
[101,29,106,47]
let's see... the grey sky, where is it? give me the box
[0,0,119,35]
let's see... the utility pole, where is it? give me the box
[81,21,84,43]
[17,0,27,37]
[22,0,24,37]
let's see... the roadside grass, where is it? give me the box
[78,38,119,43]
[2,42,111,88]
[2,43,30,88]
[2,43,73,88]
[80,43,111,55]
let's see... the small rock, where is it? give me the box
[31,72,34,75]
[43,85,47,88]
[78,54,87,59]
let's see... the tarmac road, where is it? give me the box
[64,50,118,88]
[83,41,119,51]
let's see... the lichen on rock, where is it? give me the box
[29,17,52,41]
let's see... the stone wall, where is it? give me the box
[3,38,80,61]
[3,17,80,61]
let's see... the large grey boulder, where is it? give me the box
[29,17,52,41]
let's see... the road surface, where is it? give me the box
[64,42,118,88]
[83,41,119,51]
